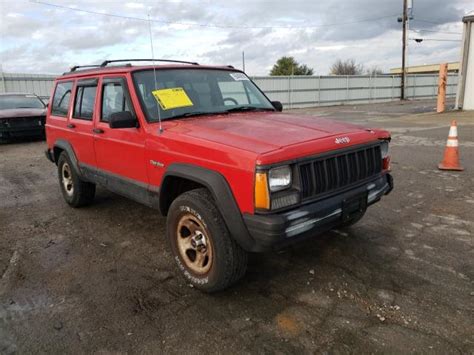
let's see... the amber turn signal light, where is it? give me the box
[255,172,270,209]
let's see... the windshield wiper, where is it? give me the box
[225,106,274,113]
[157,106,274,122]
[165,111,228,120]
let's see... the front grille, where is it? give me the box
[299,144,382,200]
[6,116,45,128]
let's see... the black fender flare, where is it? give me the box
[53,140,83,177]
[160,163,256,251]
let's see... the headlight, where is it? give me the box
[381,141,389,158]
[268,165,292,192]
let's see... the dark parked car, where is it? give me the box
[0,93,47,142]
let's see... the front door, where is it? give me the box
[93,76,148,192]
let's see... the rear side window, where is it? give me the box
[101,82,132,122]
[51,82,73,116]
[73,84,97,120]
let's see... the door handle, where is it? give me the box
[93,128,104,134]
[67,123,75,129]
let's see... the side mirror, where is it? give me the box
[271,101,283,112]
[109,111,137,129]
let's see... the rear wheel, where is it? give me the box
[57,152,95,207]
[167,188,248,292]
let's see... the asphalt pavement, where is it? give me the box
[1,99,473,354]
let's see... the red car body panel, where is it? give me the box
[46,65,391,215]
[93,74,148,184]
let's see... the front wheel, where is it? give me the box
[167,188,248,292]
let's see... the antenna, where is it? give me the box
[147,13,163,133]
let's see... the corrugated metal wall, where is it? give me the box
[0,72,457,108]
[0,72,56,100]
[251,74,458,108]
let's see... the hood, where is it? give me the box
[168,112,379,154]
[0,108,46,119]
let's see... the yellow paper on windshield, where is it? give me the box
[152,87,193,110]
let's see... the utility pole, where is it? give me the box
[0,64,6,93]
[401,0,408,100]
[242,51,245,72]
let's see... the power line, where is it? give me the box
[30,0,398,30]
[411,18,448,25]
[410,37,462,42]
[410,28,462,35]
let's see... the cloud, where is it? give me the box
[0,0,470,75]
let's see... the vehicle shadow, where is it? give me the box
[0,135,45,145]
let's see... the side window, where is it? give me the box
[101,82,132,122]
[51,81,73,116]
[73,84,97,120]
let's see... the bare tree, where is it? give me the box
[330,59,364,75]
[366,66,384,76]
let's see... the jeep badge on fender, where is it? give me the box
[335,136,351,144]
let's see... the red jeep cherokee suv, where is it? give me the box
[45,59,393,292]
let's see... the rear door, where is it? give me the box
[67,78,99,167]
[93,75,148,185]
[47,80,74,150]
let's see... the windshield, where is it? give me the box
[132,69,274,122]
[0,95,45,110]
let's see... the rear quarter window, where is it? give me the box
[51,81,73,117]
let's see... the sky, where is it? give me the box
[0,0,472,75]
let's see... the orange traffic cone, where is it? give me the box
[438,120,464,171]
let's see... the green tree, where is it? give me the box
[270,56,314,76]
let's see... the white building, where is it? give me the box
[456,14,474,110]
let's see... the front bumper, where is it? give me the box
[243,173,393,251]
[0,118,45,138]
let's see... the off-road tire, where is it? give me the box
[57,151,95,207]
[167,188,248,292]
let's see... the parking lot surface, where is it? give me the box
[1,99,473,353]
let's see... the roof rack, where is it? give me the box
[100,59,199,67]
[69,65,102,72]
